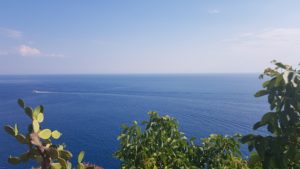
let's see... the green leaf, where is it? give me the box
[4,125,15,136]
[77,151,85,163]
[40,105,44,114]
[58,157,68,169]
[37,113,44,123]
[38,129,52,139]
[190,137,196,142]
[67,162,72,169]
[77,163,84,169]
[17,99,25,108]
[57,145,64,151]
[275,75,283,87]
[8,156,22,165]
[51,163,62,169]
[33,106,41,120]
[19,151,30,162]
[255,90,268,97]
[262,80,270,88]
[295,150,300,161]
[24,107,33,118]
[52,130,62,139]
[248,152,262,168]
[16,134,28,144]
[297,103,300,110]
[240,134,254,144]
[14,124,18,135]
[261,112,276,123]
[32,120,40,133]
[253,122,265,130]
[59,150,73,160]
[47,148,59,159]
[275,62,288,70]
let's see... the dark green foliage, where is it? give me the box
[4,99,96,169]
[247,152,263,169]
[115,112,248,169]
[198,134,248,168]
[114,112,194,169]
[241,60,300,169]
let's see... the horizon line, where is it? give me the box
[0,72,261,76]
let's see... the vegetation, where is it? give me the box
[3,99,102,169]
[114,112,248,169]
[3,60,299,169]
[199,134,248,168]
[241,60,300,169]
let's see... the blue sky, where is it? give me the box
[0,1,300,74]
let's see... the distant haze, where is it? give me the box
[0,1,299,74]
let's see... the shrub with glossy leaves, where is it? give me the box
[114,112,195,169]
[115,112,248,169]
[241,60,300,169]
[198,134,248,169]
[4,99,100,169]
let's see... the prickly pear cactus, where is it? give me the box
[4,99,96,169]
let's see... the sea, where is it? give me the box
[0,74,268,169]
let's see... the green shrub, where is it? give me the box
[114,112,194,169]
[247,152,263,169]
[241,60,300,169]
[199,134,248,169]
[3,99,98,169]
[114,112,248,169]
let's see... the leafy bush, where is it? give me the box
[114,112,194,168]
[247,152,263,169]
[114,112,248,169]
[241,60,300,169]
[3,99,101,169]
[198,134,248,169]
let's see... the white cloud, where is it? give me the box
[19,45,41,56]
[0,28,64,58]
[208,9,220,14]
[18,44,65,58]
[0,27,22,39]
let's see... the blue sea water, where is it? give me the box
[0,74,268,169]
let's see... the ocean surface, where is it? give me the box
[0,74,268,169]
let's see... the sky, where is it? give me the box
[0,1,300,74]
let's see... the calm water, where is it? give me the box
[0,74,267,169]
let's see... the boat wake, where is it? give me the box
[32,90,134,97]
[33,90,54,94]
